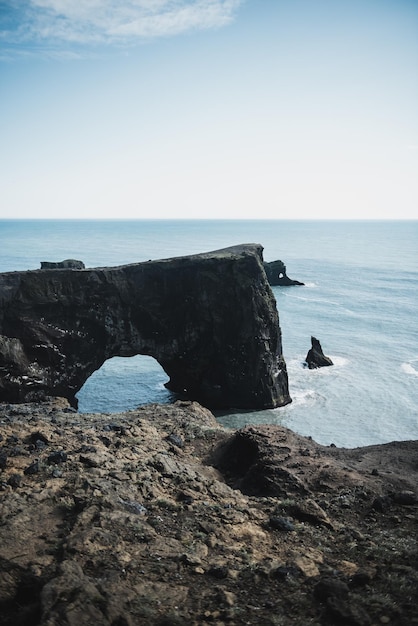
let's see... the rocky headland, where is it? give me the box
[1,398,417,626]
[0,244,289,410]
[1,247,417,625]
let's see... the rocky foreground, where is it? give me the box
[0,399,417,626]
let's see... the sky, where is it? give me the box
[0,0,417,220]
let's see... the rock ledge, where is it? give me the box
[1,398,417,625]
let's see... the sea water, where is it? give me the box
[0,219,416,448]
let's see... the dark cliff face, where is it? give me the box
[0,244,291,410]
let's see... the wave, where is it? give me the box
[401,361,418,377]
[282,293,341,306]
[286,388,325,408]
[287,355,349,371]
[329,355,349,367]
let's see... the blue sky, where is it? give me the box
[1,0,417,219]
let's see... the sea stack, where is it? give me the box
[305,336,333,369]
[263,260,304,286]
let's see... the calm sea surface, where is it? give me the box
[0,219,417,447]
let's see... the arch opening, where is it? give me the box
[76,355,176,414]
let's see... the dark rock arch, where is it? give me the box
[264,260,304,286]
[0,245,291,410]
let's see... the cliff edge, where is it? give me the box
[0,244,290,410]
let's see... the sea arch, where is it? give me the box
[76,354,173,413]
[0,245,291,410]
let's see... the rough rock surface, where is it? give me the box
[1,398,417,626]
[264,261,304,286]
[40,260,85,270]
[0,244,290,410]
[305,337,334,369]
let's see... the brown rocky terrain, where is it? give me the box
[0,398,417,625]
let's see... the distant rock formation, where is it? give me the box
[0,244,291,410]
[264,260,304,286]
[305,336,333,369]
[41,259,85,270]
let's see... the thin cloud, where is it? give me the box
[0,0,243,52]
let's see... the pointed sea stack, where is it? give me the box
[305,336,333,369]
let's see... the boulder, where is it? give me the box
[0,244,291,410]
[305,336,333,369]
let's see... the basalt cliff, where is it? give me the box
[0,244,290,410]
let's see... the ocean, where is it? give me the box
[0,219,416,448]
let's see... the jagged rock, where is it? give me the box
[314,577,350,601]
[305,336,333,369]
[268,516,295,531]
[212,422,418,498]
[263,260,304,286]
[23,460,40,475]
[394,490,417,505]
[0,244,290,410]
[213,425,311,497]
[289,498,334,529]
[1,399,418,625]
[40,259,85,269]
[41,560,110,625]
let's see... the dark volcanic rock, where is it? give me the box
[268,516,295,531]
[214,425,311,497]
[23,460,40,475]
[0,451,7,469]
[47,450,67,465]
[0,244,290,410]
[1,399,418,626]
[305,336,333,369]
[40,259,85,269]
[263,260,304,286]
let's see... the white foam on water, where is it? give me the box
[329,355,349,367]
[282,293,332,304]
[287,357,306,370]
[287,388,321,407]
[289,355,349,375]
[401,361,418,377]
